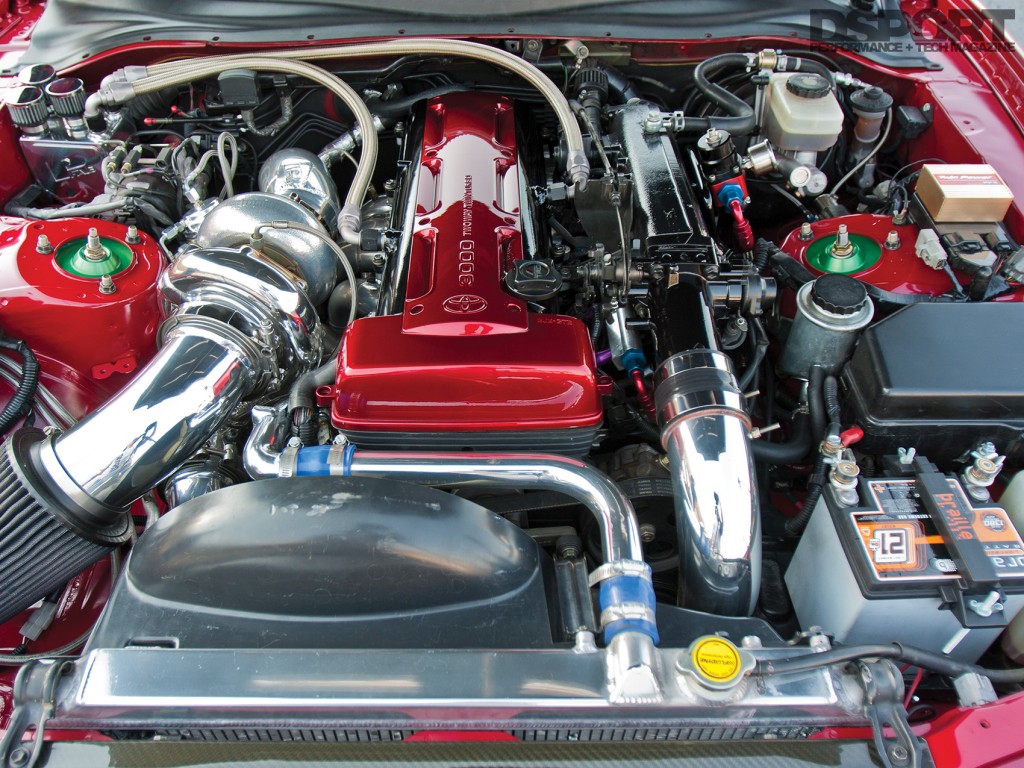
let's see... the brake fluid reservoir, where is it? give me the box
[763,73,844,153]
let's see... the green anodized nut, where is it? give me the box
[804,232,882,276]
[54,233,134,279]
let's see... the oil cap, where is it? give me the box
[811,274,868,316]
[675,635,755,691]
[785,73,831,99]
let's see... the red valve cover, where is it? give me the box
[331,93,602,441]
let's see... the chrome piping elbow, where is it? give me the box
[655,349,761,616]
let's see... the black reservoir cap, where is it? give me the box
[811,274,868,315]
[786,73,832,99]
[849,86,894,115]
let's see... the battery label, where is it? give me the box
[847,479,1024,584]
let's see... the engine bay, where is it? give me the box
[1,23,1024,759]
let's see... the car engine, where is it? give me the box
[1,32,1024,757]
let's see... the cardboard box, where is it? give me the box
[915,163,1013,222]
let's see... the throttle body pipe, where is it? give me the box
[654,349,761,617]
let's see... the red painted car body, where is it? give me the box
[0,0,1022,762]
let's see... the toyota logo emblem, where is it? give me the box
[443,294,488,314]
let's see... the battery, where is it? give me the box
[786,470,1024,662]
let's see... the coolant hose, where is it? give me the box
[751,409,811,464]
[287,359,335,413]
[0,338,39,437]
[676,53,757,135]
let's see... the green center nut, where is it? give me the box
[805,226,882,276]
[54,229,134,279]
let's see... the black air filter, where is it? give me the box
[0,431,130,625]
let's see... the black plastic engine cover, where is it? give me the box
[87,477,557,650]
[843,302,1024,464]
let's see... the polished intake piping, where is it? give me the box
[0,246,322,624]
[655,349,761,616]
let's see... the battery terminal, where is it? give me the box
[962,442,1005,502]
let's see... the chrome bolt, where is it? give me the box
[890,745,909,763]
[831,224,854,258]
[286,436,302,449]
[35,233,52,254]
[98,273,116,294]
[125,224,140,244]
[798,221,814,241]
[639,523,657,544]
[884,229,901,250]
[9,747,30,768]
[84,226,107,261]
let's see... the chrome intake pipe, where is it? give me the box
[655,349,761,616]
[0,246,322,624]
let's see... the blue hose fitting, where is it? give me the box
[599,572,659,645]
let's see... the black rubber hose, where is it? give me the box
[807,365,826,448]
[737,317,768,392]
[367,84,470,118]
[786,453,828,537]
[678,53,757,135]
[752,410,811,464]
[603,63,641,102]
[791,56,836,89]
[823,375,841,436]
[628,404,663,448]
[287,359,336,413]
[756,642,1024,685]
[0,338,39,436]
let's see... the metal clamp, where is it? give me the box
[0,660,69,768]
[588,559,650,588]
[859,660,927,768]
